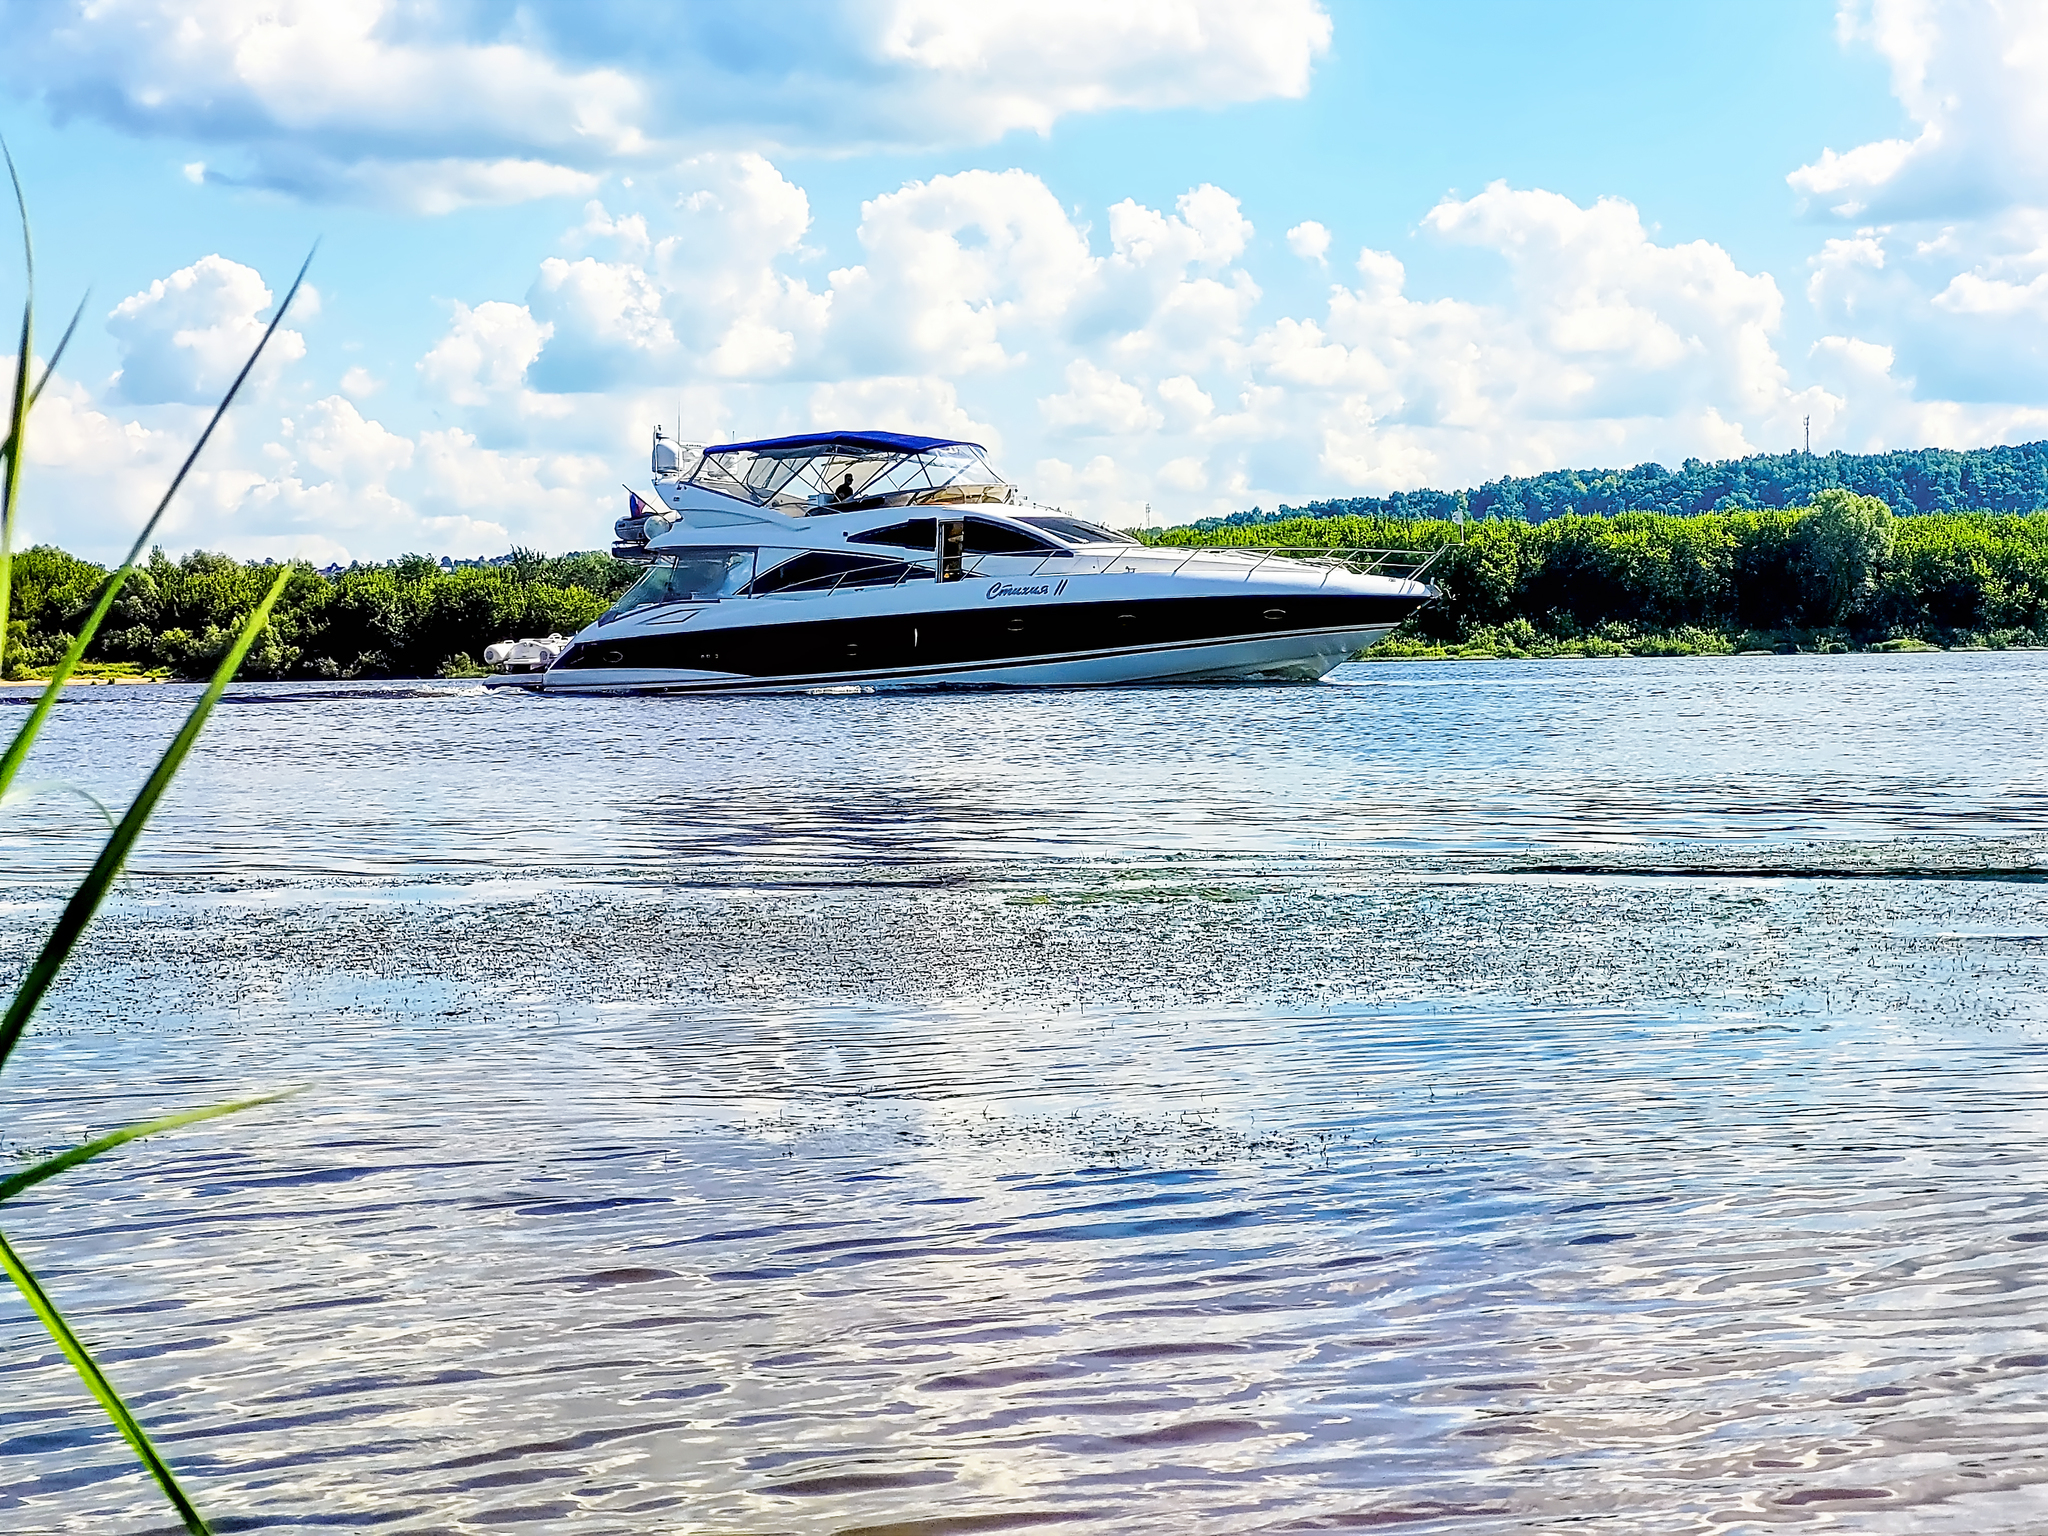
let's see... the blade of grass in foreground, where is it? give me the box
[0,140,33,680]
[0,154,313,1535]
[0,291,84,469]
[0,247,313,802]
[0,1091,295,1206]
[0,1227,212,1534]
[0,561,292,1074]
[0,571,291,1532]
[0,778,113,830]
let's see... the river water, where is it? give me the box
[2,654,2046,1534]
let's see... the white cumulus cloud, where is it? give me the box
[0,0,1331,210]
[653,156,832,379]
[828,169,1095,373]
[1235,183,1834,495]
[1769,2,2048,412]
[416,299,555,413]
[875,0,1329,136]
[106,255,308,405]
[1039,360,1164,435]
[1286,221,1331,264]
[1788,0,2048,221]
[526,255,677,393]
[807,377,1000,452]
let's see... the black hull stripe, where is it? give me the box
[544,623,1395,693]
[555,591,1423,681]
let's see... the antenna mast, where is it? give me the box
[1804,415,1811,456]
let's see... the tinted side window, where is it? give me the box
[964,518,1063,555]
[847,518,936,549]
[748,551,922,594]
[1021,515,1137,545]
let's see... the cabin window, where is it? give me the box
[601,548,756,620]
[963,517,1063,555]
[846,516,1064,556]
[1019,515,1139,546]
[747,551,925,594]
[846,517,934,549]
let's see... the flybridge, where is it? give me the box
[703,430,982,456]
[665,428,1013,517]
[613,425,1020,560]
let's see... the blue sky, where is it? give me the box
[1,0,2041,563]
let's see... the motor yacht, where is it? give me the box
[492,430,1439,693]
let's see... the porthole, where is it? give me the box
[1007,616,1026,632]
[1262,609,1287,624]
[603,649,625,664]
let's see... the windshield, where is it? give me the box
[1020,515,1139,546]
[602,549,755,621]
[688,443,1012,514]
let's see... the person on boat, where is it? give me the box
[834,471,856,502]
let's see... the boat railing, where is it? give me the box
[1006,544,1444,586]
[1137,545,1445,583]
[743,543,1445,599]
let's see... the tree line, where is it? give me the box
[1157,491,2048,656]
[1193,440,2048,532]
[2,546,636,680]
[5,491,2045,679]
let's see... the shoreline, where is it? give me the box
[0,674,171,686]
[1360,644,2026,661]
[3,645,2039,694]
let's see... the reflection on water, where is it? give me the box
[7,652,2048,882]
[2,654,2047,1533]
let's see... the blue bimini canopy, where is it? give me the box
[703,430,984,457]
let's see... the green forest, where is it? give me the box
[1,546,635,680]
[5,491,2047,680]
[1158,490,2048,658]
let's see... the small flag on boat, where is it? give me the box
[628,490,651,519]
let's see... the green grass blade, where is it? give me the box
[0,563,293,1075]
[0,777,115,833]
[0,139,32,681]
[0,248,314,803]
[0,291,87,467]
[0,1226,212,1535]
[0,1091,293,1206]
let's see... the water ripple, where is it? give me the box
[1,657,2045,1531]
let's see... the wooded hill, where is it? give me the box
[1188,441,2048,532]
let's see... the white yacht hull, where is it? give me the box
[532,562,1425,695]
[534,622,1396,694]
